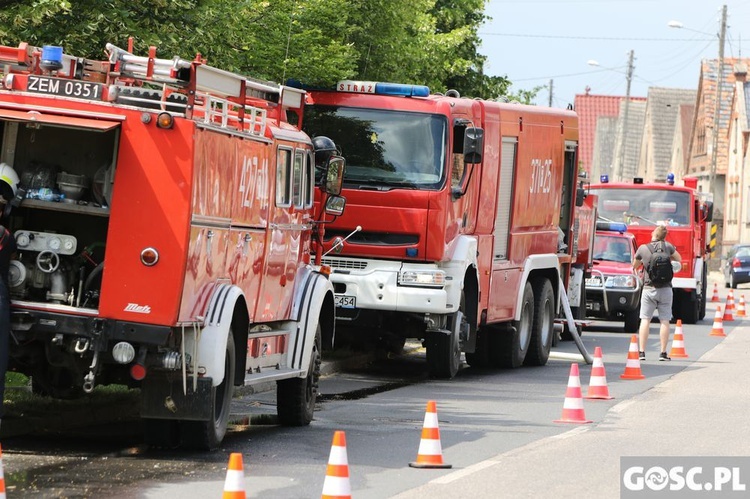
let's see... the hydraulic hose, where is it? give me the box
[559,275,593,364]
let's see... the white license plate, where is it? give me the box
[586,278,602,287]
[334,295,356,309]
[26,75,103,100]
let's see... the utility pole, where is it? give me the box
[615,49,635,181]
[548,79,554,107]
[710,4,728,194]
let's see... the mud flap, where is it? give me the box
[140,372,214,421]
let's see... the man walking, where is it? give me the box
[633,225,681,361]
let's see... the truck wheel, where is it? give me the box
[465,327,489,368]
[180,328,236,450]
[426,325,461,379]
[676,292,699,325]
[31,367,84,400]
[623,308,640,333]
[493,282,533,368]
[525,278,554,366]
[277,325,321,426]
[143,418,180,449]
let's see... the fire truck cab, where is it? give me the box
[299,81,589,379]
[0,41,346,449]
[590,175,713,324]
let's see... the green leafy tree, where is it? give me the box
[0,0,532,102]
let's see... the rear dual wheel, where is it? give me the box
[524,278,554,366]
[493,282,534,368]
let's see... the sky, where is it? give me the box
[479,0,750,108]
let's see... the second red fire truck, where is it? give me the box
[590,175,713,324]
[298,81,594,378]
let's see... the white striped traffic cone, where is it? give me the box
[585,346,613,399]
[321,431,352,499]
[669,320,689,358]
[620,334,645,379]
[409,400,452,468]
[710,306,727,337]
[222,453,246,499]
[554,363,592,423]
[737,295,746,318]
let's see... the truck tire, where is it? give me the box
[143,418,180,449]
[623,308,640,333]
[493,282,533,368]
[465,327,490,368]
[277,325,322,426]
[524,278,554,366]
[180,328,236,450]
[426,287,468,379]
[31,366,84,400]
[699,264,708,321]
[426,325,461,379]
[676,291,699,325]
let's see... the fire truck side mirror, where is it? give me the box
[463,127,484,164]
[701,201,713,222]
[575,186,586,207]
[324,195,346,216]
[324,156,346,196]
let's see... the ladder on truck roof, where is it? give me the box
[106,42,306,137]
[0,41,306,139]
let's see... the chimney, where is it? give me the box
[734,63,748,83]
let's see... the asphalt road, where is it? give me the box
[1,274,743,498]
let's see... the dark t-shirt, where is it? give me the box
[634,240,676,288]
[0,226,17,292]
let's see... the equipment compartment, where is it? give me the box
[0,117,119,310]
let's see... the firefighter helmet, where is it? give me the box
[0,162,19,199]
[0,163,19,218]
[312,136,338,168]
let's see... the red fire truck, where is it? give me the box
[589,175,713,324]
[0,41,346,449]
[299,81,592,378]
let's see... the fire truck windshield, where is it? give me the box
[591,187,691,227]
[304,105,447,189]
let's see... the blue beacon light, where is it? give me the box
[666,173,675,185]
[600,174,609,183]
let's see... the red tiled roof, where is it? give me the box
[574,93,647,175]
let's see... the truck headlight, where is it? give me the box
[398,270,446,288]
[605,275,637,289]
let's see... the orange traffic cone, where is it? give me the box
[409,400,452,468]
[585,346,613,400]
[669,320,689,358]
[0,443,5,499]
[223,453,246,499]
[737,295,746,318]
[711,282,720,302]
[554,363,592,423]
[710,306,727,337]
[620,334,645,380]
[723,295,735,322]
[322,431,352,499]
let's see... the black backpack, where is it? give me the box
[646,241,673,286]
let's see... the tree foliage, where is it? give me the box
[0,0,526,100]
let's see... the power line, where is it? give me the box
[478,32,714,42]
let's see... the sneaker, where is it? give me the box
[659,352,671,361]
[638,351,646,361]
